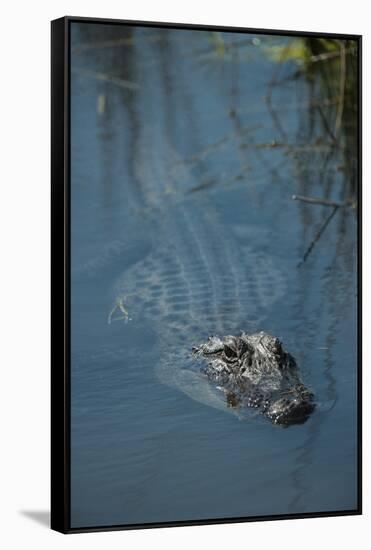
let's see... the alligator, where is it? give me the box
[107,116,307,422]
[193,331,315,425]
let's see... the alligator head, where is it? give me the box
[193,331,315,426]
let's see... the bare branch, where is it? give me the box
[298,206,339,267]
[292,194,350,208]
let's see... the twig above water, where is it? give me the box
[308,45,356,64]
[292,194,351,208]
[297,206,339,267]
[293,193,355,266]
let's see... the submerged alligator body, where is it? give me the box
[194,331,315,426]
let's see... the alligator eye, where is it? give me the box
[224,345,236,358]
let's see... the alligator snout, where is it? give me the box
[265,391,315,426]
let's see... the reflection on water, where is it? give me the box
[70,23,358,528]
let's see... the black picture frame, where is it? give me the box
[51,16,362,534]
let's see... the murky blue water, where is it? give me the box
[70,23,358,528]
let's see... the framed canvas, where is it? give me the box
[51,16,362,533]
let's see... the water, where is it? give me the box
[70,23,358,528]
